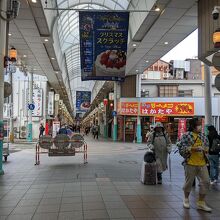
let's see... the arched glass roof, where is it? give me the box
[56,0,130,111]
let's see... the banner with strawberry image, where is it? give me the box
[79,11,129,81]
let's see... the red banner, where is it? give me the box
[118,102,139,115]
[178,119,187,140]
[140,102,194,116]
[155,116,168,122]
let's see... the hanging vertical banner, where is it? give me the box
[76,91,91,112]
[48,91,54,115]
[79,11,129,81]
[178,119,187,140]
[32,89,43,117]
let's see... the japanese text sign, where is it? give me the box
[178,119,187,140]
[118,102,139,115]
[79,11,129,81]
[140,102,194,116]
[76,91,91,112]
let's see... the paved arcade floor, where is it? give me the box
[0,136,220,220]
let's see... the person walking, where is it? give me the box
[39,123,45,138]
[145,125,154,142]
[177,118,211,212]
[58,124,68,135]
[93,124,99,139]
[146,122,172,184]
[207,125,220,185]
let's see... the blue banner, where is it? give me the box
[76,91,91,112]
[79,11,129,81]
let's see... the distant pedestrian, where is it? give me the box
[207,125,220,185]
[146,122,172,184]
[58,124,68,135]
[93,124,99,139]
[39,123,45,138]
[177,118,211,212]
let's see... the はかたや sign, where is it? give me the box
[140,102,194,116]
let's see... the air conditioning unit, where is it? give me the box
[20,126,26,139]
[141,74,147,80]
[163,73,169,78]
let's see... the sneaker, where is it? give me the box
[197,201,212,212]
[183,198,190,209]
[214,179,218,183]
[210,181,215,185]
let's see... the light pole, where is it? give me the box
[27,71,33,142]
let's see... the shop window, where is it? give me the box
[178,90,193,97]
[141,90,149,97]
[159,85,178,97]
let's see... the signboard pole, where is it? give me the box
[136,74,142,143]
[0,0,7,175]
[113,82,117,141]
[204,64,212,130]
[27,72,33,142]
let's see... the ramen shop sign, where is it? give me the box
[140,102,194,116]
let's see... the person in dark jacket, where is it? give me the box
[58,124,68,135]
[39,123,45,138]
[208,125,220,185]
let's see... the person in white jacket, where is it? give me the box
[147,122,172,184]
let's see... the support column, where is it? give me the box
[104,104,107,139]
[113,82,117,141]
[9,70,14,142]
[27,71,33,142]
[136,74,142,143]
[204,64,212,134]
[0,0,7,175]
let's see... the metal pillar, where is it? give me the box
[27,71,33,142]
[113,82,117,141]
[136,74,142,143]
[0,0,7,175]
[204,64,212,134]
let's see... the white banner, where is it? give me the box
[48,91,54,115]
[55,94,60,101]
[32,89,43,117]
[52,121,60,138]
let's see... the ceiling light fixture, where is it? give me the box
[164,42,168,45]
[145,60,149,63]
[8,33,12,36]
[44,38,49,42]
[51,57,55,60]
[132,43,137,47]
[32,0,37,3]
[154,5,160,12]
[136,69,139,72]
[23,55,27,57]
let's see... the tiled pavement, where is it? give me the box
[0,136,220,220]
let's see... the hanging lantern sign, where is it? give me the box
[55,94,60,101]
[103,98,108,106]
[109,92,114,101]
[9,47,17,62]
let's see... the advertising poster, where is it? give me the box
[52,121,60,138]
[76,91,91,112]
[140,102,194,116]
[178,119,187,140]
[79,11,129,81]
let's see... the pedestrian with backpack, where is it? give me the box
[146,122,172,184]
[177,118,211,212]
[207,125,220,185]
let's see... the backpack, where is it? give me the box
[144,150,156,163]
[211,138,220,153]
